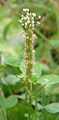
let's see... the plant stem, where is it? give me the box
[35,85,37,120]
[19,9,37,120]
[25,31,33,120]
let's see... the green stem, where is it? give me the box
[35,85,37,120]
[25,31,33,120]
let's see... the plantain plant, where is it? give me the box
[19,8,41,120]
[0,1,59,119]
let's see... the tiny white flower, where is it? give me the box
[38,15,41,19]
[18,19,22,23]
[30,24,31,27]
[26,12,29,16]
[22,23,24,26]
[23,17,26,21]
[37,21,40,25]
[30,13,32,16]
[27,36,29,39]
[32,34,37,39]
[32,20,34,24]
[32,50,35,53]
[21,15,24,18]
[23,8,26,12]
[21,17,24,21]
[26,8,29,12]
[23,8,29,12]
[32,13,36,17]
[32,17,34,20]
[26,15,29,21]
[25,22,28,28]
[32,22,34,27]
[27,20,30,24]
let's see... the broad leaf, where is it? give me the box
[5,75,20,85]
[0,96,5,109]
[0,95,18,110]
[0,64,21,76]
[45,103,59,113]
[6,95,18,109]
[31,73,38,82]
[33,62,42,78]
[49,39,59,48]
[20,60,26,75]
[37,74,59,86]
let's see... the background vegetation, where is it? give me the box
[0,0,59,120]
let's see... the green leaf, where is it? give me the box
[0,95,18,110]
[0,5,9,19]
[0,110,7,120]
[37,103,43,110]
[40,63,50,72]
[0,96,7,120]
[20,60,26,75]
[5,55,20,67]
[6,95,18,109]
[32,100,43,110]
[37,75,59,95]
[45,103,59,113]
[6,75,20,85]
[47,83,59,94]
[33,62,42,78]
[0,96,5,109]
[3,17,20,41]
[37,74,59,86]
[31,73,38,82]
[49,39,59,48]
[7,102,28,120]
[0,64,21,76]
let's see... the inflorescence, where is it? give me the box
[19,8,41,119]
[19,8,41,77]
[19,8,41,31]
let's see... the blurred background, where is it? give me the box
[0,0,59,73]
[0,0,59,120]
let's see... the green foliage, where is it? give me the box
[0,110,7,120]
[5,75,20,85]
[45,103,59,113]
[0,95,18,109]
[0,0,59,120]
